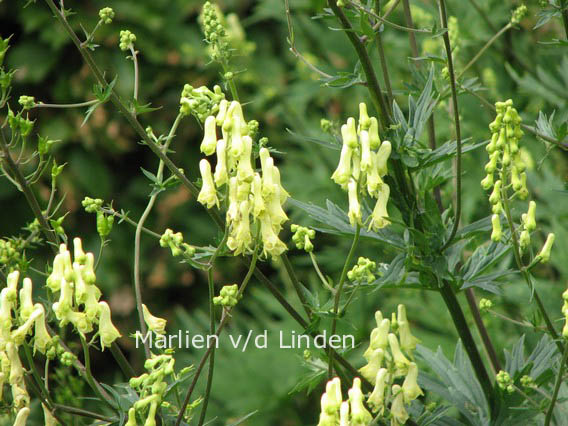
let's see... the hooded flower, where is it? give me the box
[197,159,219,209]
[98,301,121,349]
[142,304,167,335]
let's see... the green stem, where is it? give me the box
[0,130,58,249]
[560,0,568,40]
[465,288,501,373]
[499,170,562,352]
[327,0,391,129]
[197,268,217,426]
[309,251,334,291]
[439,283,496,413]
[544,341,568,426]
[133,113,183,359]
[175,247,259,426]
[129,45,139,102]
[347,0,431,34]
[458,23,512,80]
[79,334,118,411]
[109,342,137,378]
[42,0,225,230]
[34,99,98,109]
[281,253,312,318]
[53,403,116,422]
[329,224,361,378]
[438,0,462,252]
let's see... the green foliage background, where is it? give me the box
[1,0,568,424]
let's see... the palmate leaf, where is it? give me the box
[505,334,559,382]
[288,198,405,250]
[416,341,490,426]
[411,138,485,170]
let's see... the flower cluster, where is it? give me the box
[479,298,493,312]
[290,224,315,252]
[316,306,422,425]
[99,7,115,24]
[119,30,136,51]
[200,1,230,62]
[127,353,175,426]
[0,271,56,425]
[347,257,376,283]
[360,305,422,423]
[159,229,195,258]
[46,238,121,349]
[511,5,528,25]
[317,377,372,426]
[197,98,289,258]
[331,103,392,231]
[213,284,240,307]
[481,100,528,241]
[496,370,514,394]
[0,238,25,273]
[81,197,114,238]
[18,95,35,110]
[179,84,225,123]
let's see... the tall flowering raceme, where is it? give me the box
[481,99,555,261]
[316,305,422,426]
[47,238,121,349]
[331,103,392,231]
[0,270,58,425]
[0,238,122,424]
[194,94,289,258]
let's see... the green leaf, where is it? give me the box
[288,198,405,250]
[417,342,490,426]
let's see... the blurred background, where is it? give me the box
[1,0,568,424]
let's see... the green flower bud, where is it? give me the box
[96,211,114,238]
[18,95,35,110]
[119,30,136,51]
[479,298,493,312]
[99,7,115,24]
[489,180,502,204]
[524,201,536,231]
[481,173,494,190]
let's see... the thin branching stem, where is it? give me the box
[464,289,501,373]
[458,23,512,80]
[347,0,431,34]
[79,334,118,411]
[309,251,334,291]
[34,99,98,109]
[129,45,139,102]
[499,170,562,352]
[196,230,229,425]
[327,0,391,128]
[544,341,568,426]
[329,224,360,378]
[176,246,259,426]
[133,113,183,359]
[282,253,312,318]
[438,0,462,252]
